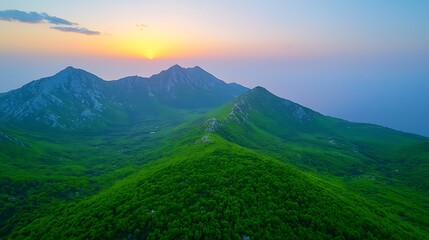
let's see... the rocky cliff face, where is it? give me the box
[124,64,248,108]
[0,65,248,129]
[0,67,106,128]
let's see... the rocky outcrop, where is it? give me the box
[0,67,105,128]
[0,65,248,129]
[204,118,221,132]
[195,135,214,144]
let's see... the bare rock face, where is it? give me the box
[226,100,250,124]
[195,135,213,144]
[204,118,221,132]
[201,135,213,143]
[0,65,248,129]
[282,99,315,123]
[0,67,105,128]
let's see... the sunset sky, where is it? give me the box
[1,0,429,136]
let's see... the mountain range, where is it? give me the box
[0,65,427,239]
[0,65,247,129]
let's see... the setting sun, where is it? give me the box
[0,1,429,239]
[144,49,156,60]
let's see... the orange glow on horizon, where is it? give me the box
[0,21,299,61]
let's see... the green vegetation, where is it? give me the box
[7,137,428,239]
[0,86,428,239]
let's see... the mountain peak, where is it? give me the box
[33,66,104,93]
[65,66,77,70]
[167,64,184,71]
[165,65,205,73]
[0,65,248,128]
[225,86,320,125]
[251,86,270,93]
[243,86,275,99]
[58,66,79,74]
[53,66,92,79]
[191,65,203,70]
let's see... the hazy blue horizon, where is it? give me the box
[1,0,428,136]
[0,55,428,137]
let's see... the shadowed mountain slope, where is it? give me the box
[0,65,248,129]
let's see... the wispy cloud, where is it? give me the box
[50,26,100,36]
[0,9,100,36]
[0,10,75,25]
[41,13,76,25]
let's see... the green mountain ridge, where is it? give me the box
[205,87,428,188]
[0,66,428,239]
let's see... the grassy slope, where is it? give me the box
[204,93,429,236]
[1,88,428,239]
[0,107,204,237]
[9,134,427,239]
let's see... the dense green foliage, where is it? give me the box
[0,86,428,239]
[8,139,428,239]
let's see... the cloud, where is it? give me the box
[0,10,75,25]
[0,9,101,36]
[41,13,76,25]
[50,26,100,35]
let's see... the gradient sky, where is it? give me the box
[1,0,429,136]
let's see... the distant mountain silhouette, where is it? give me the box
[0,65,248,129]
